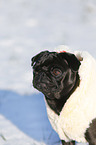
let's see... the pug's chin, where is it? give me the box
[45,93,55,100]
[44,91,61,100]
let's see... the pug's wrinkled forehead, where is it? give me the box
[31,50,81,72]
[31,51,61,68]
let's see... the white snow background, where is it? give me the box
[0,0,96,144]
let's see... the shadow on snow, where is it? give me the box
[0,90,60,145]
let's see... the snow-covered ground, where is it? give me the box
[0,0,96,144]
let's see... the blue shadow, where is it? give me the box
[0,90,60,145]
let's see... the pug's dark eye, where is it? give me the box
[52,68,62,77]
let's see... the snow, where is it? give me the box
[0,0,96,144]
[0,91,59,145]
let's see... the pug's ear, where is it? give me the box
[59,52,81,72]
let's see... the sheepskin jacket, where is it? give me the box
[45,50,96,143]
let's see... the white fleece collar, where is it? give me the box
[45,51,96,143]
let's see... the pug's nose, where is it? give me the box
[33,72,46,88]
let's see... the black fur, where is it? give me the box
[31,51,81,145]
[85,118,96,145]
[61,140,75,145]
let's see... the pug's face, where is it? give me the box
[31,51,80,100]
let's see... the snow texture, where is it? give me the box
[0,0,96,144]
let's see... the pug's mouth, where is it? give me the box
[34,81,60,99]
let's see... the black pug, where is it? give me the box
[31,51,96,145]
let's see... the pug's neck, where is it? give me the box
[45,74,80,115]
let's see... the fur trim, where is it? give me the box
[45,50,96,143]
[54,45,72,53]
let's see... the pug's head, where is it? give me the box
[31,51,80,100]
